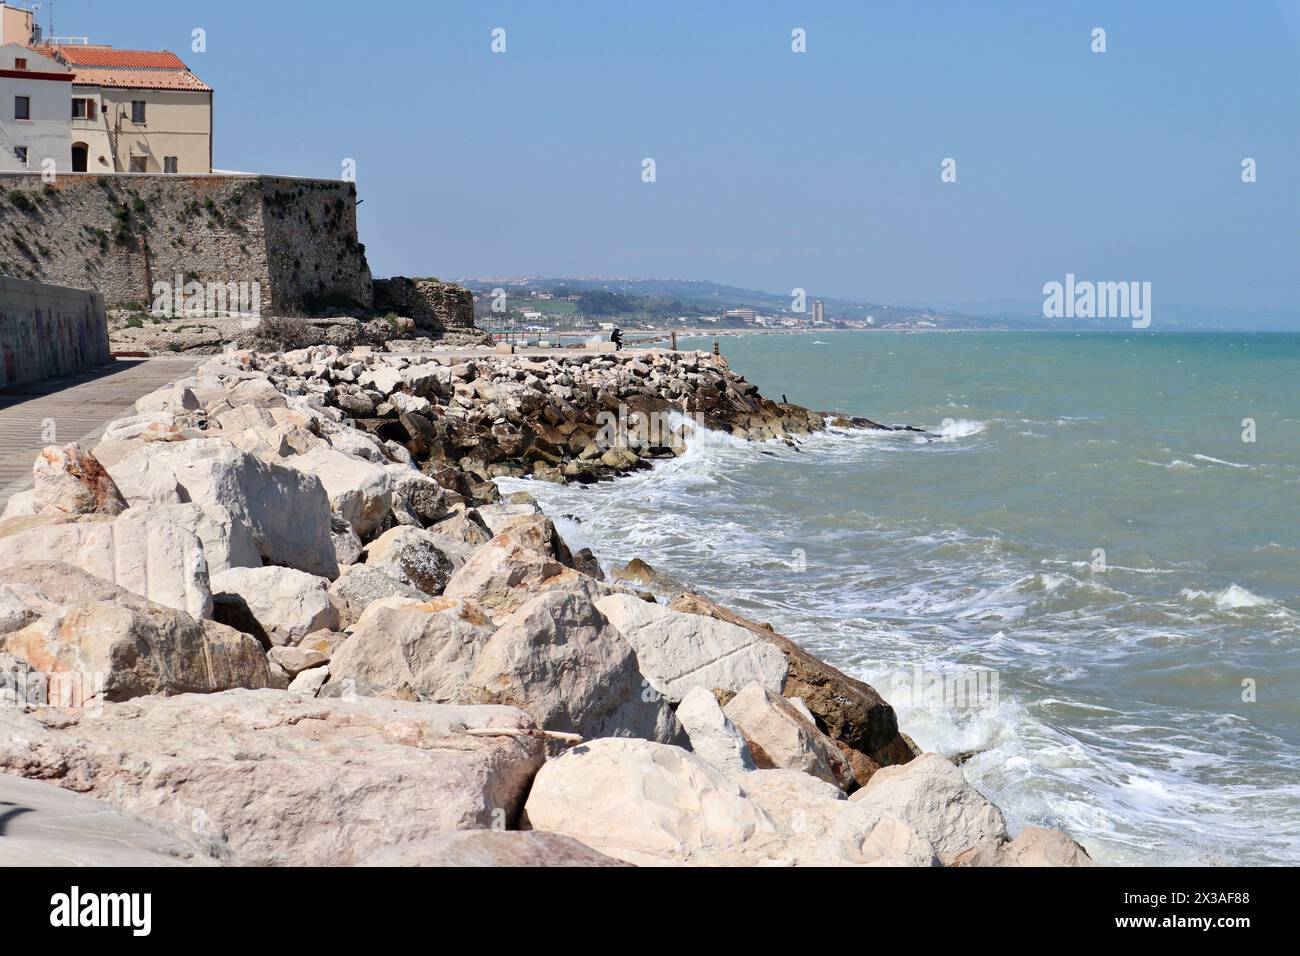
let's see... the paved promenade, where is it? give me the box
[0,357,198,511]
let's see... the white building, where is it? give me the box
[0,43,72,172]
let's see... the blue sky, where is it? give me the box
[50,0,1300,315]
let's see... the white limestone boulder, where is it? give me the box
[210,566,339,645]
[846,753,1008,864]
[325,596,496,701]
[521,738,778,866]
[133,383,201,415]
[124,502,260,576]
[0,509,213,620]
[327,564,425,624]
[0,562,269,702]
[593,594,788,704]
[284,445,397,539]
[463,583,686,746]
[288,664,330,696]
[129,439,338,578]
[29,443,127,517]
[106,447,186,505]
[723,682,854,789]
[951,826,1095,867]
[442,536,573,623]
[0,690,543,866]
[268,644,328,678]
[357,831,628,867]
[676,686,756,773]
[364,525,457,596]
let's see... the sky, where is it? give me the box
[42,0,1300,316]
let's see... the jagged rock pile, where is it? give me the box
[251,344,828,486]
[0,349,1092,867]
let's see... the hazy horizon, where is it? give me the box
[52,0,1300,321]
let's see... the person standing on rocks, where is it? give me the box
[610,327,624,350]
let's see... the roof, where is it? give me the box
[47,47,188,69]
[34,45,211,91]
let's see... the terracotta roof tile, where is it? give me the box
[67,66,212,92]
[49,47,188,69]
[32,46,211,92]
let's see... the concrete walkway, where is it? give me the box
[0,773,200,866]
[0,357,198,511]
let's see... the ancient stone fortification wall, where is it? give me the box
[372,277,476,333]
[0,276,108,387]
[0,173,372,314]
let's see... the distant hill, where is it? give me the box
[455,276,1300,332]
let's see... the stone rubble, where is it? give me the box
[0,345,1092,868]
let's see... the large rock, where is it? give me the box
[671,592,906,771]
[0,583,36,635]
[210,566,340,645]
[0,509,213,620]
[521,738,778,866]
[463,584,685,746]
[442,535,583,623]
[357,831,630,868]
[0,773,215,867]
[325,597,495,701]
[841,813,943,867]
[997,827,1095,867]
[327,564,425,624]
[675,686,755,773]
[594,594,788,704]
[427,509,493,549]
[105,447,185,505]
[0,563,269,703]
[611,558,689,600]
[487,514,575,566]
[0,690,545,866]
[125,502,260,576]
[284,446,397,539]
[846,753,1007,864]
[723,682,854,789]
[364,525,457,596]
[121,439,338,578]
[30,443,127,517]
[952,826,1095,868]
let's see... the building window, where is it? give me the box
[71,98,97,120]
[14,96,29,120]
[13,146,28,166]
[129,155,148,173]
[164,156,178,174]
[14,58,26,71]
[131,100,146,123]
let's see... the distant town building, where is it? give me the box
[723,308,756,323]
[812,299,825,324]
[0,43,72,172]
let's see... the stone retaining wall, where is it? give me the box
[0,276,108,387]
[0,173,372,315]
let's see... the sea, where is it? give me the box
[499,330,1300,866]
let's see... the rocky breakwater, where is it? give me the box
[0,345,1092,867]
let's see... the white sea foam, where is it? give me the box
[1179,584,1274,610]
[935,418,987,440]
[1192,453,1251,469]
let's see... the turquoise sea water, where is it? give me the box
[501,331,1300,866]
